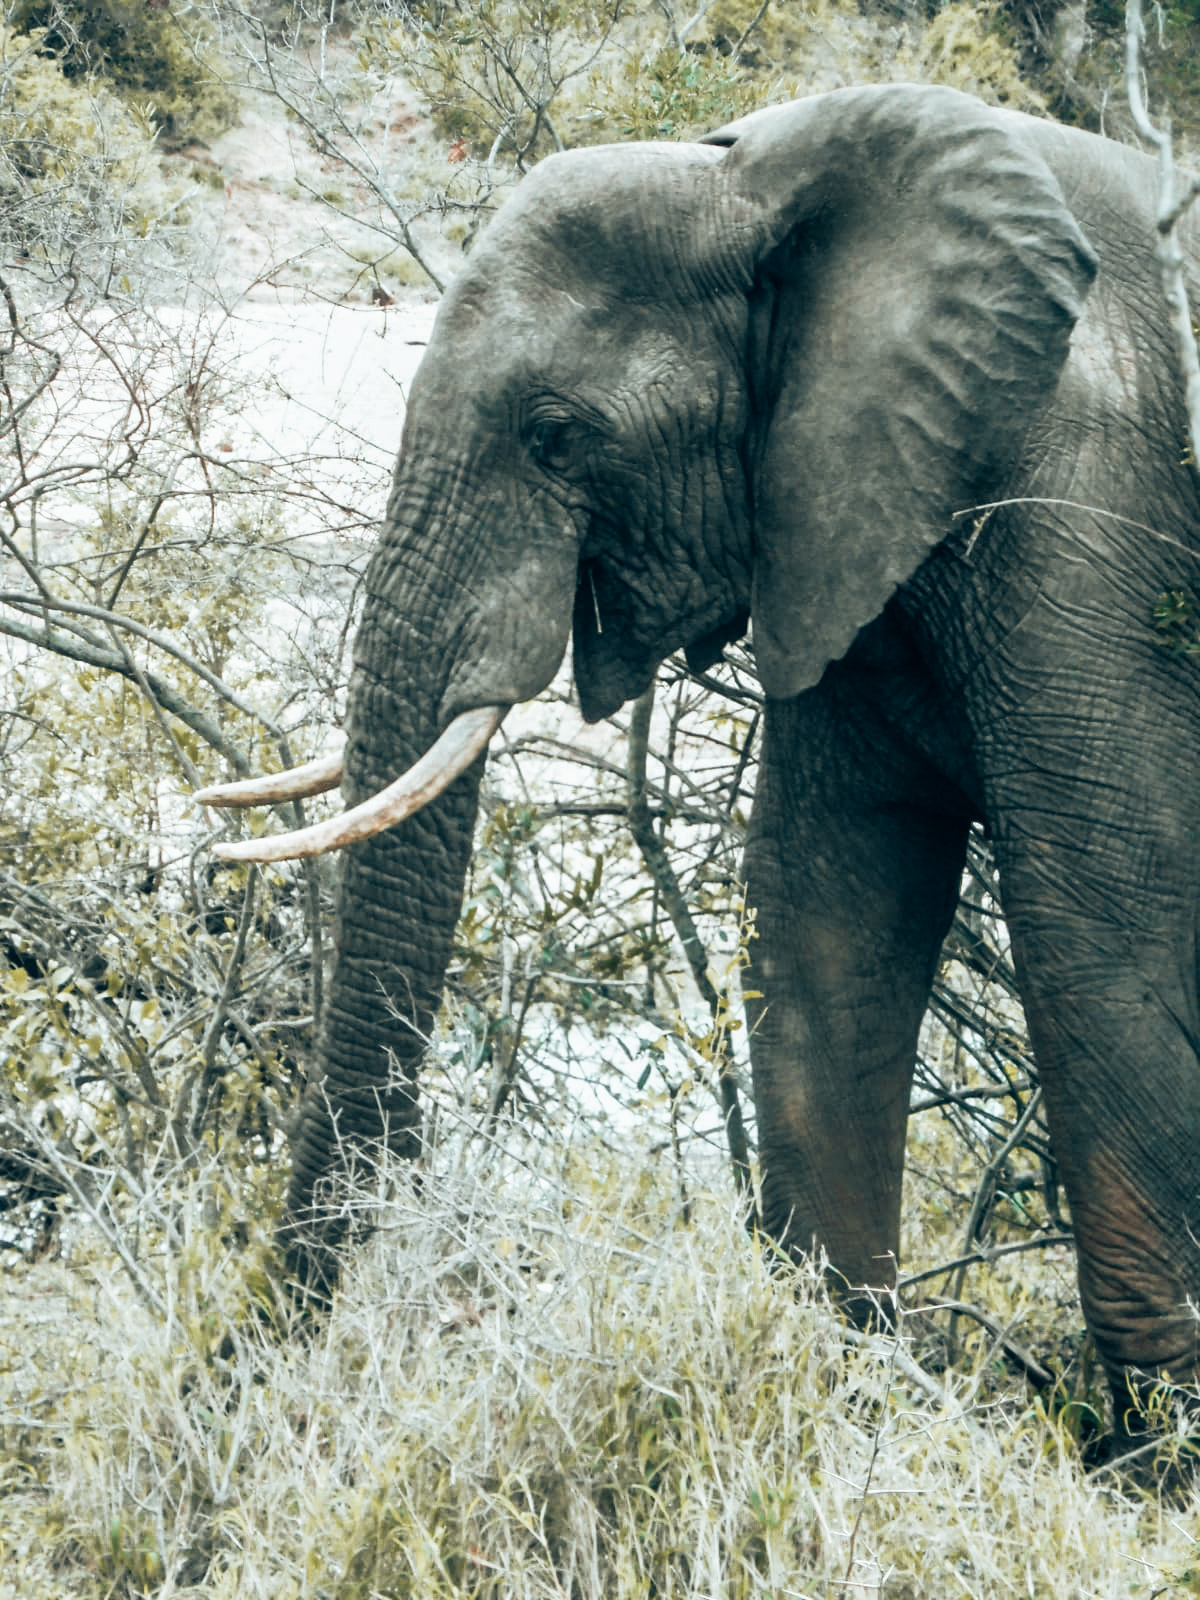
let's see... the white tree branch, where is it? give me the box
[1126,0,1200,478]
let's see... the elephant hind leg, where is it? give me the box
[987,827,1200,1401]
[744,689,972,1321]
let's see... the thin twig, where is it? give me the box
[186,867,260,1152]
[899,1231,1073,1292]
[837,1332,897,1599]
[0,1089,165,1318]
[948,1089,1044,1357]
[626,685,754,1210]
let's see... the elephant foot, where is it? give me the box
[1075,1366,1200,1490]
[1083,1424,1200,1493]
[831,1274,899,1336]
[276,1207,350,1316]
[774,1239,900,1334]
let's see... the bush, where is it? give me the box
[9,0,236,144]
[366,0,1041,172]
[3,1138,1197,1596]
[898,2,1041,106]
[0,23,163,256]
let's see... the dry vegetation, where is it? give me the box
[6,1128,1200,1598]
[3,0,1200,1593]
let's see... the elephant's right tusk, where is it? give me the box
[210,705,506,863]
[195,750,345,809]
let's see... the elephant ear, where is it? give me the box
[701,86,1098,700]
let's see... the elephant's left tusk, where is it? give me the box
[210,705,506,863]
[195,750,345,809]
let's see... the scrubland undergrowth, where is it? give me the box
[5,2,1200,1595]
[3,1122,1200,1597]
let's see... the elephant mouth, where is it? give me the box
[198,573,751,857]
[195,704,507,862]
[574,557,751,719]
[572,559,656,722]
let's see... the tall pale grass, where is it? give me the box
[1,1131,1197,1598]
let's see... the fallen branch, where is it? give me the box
[910,1297,1054,1390]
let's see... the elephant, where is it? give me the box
[199,82,1200,1416]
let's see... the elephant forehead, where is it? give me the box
[420,276,720,410]
[456,145,726,299]
[492,140,722,238]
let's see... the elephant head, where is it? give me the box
[200,86,1112,1334]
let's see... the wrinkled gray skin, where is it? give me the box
[283,83,1200,1410]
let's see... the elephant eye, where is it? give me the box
[527,418,577,473]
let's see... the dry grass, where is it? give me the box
[2,1121,1198,1599]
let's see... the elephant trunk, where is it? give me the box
[277,483,577,1294]
[280,583,485,1292]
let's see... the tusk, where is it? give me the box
[211,705,505,863]
[195,751,345,808]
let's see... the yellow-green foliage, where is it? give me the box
[696,0,1043,109]
[590,46,759,141]
[0,24,156,208]
[370,0,1041,169]
[897,2,1042,108]
[363,0,635,158]
[9,0,235,144]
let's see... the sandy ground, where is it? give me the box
[155,56,461,467]
[171,44,461,305]
[211,295,437,478]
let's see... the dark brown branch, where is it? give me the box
[899,1231,1074,1291]
[909,1298,1054,1389]
[911,1078,1036,1114]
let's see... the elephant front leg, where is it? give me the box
[745,692,970,1320]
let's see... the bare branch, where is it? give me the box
[899,1231,1074,1292]
[0,591,284,735]
[626,684,754,1207]
[0,613,253,777]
